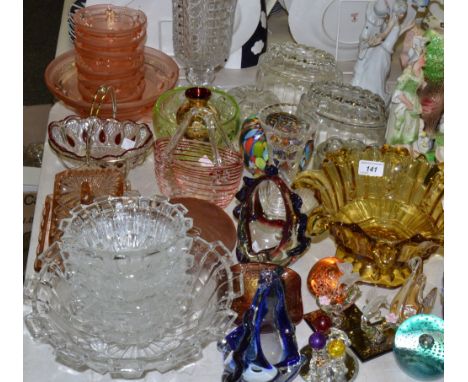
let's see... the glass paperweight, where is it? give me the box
[390,257,438,323]
[24,234,241,378]
[394,314,444,380]
[172,0,237,85]
[48,115,154,171]
[153,86,240,145]
[218,269,306,382]
[307,258,361,326]
[259,103,311,182]
[293,146,444,287]
[228,85,280,121]
[297,81,387,170]
[239,116,269,176]
[230,263,303,326]
[233,165,310,267]
[256,42,342,104]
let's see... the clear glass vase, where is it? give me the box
[172,0,237,85]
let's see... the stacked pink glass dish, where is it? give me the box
[73,4,147,103]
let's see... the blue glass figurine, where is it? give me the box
[218,269,306,382]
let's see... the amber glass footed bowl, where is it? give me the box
[292,146,444,288]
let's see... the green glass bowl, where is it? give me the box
[152,86,240,144]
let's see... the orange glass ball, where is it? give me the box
[307,257,346,304]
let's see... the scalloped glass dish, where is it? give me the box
[48,115,154,169]
[25,235,240,378]
[293,146,444,287]
[44,47,179,120]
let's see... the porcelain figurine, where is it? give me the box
[218,269,306,382]
[385,38,426,146]
[352,0,410,103]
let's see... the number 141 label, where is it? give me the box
[358,160,384,177]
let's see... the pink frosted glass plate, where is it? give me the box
[45,47,179,120]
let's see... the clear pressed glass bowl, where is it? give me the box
[48,115,154,170]
[293,146,444,288]
[256,42,342,104]
[57,196,193,276]
[297,81,387,169]
[24,235,241,378]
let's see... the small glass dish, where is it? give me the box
[293,146,444,287]
[24,235,241,378]
[153,86,240,144]
[73,4,147,38]
[256,42,342,104]
[48,115,154,170]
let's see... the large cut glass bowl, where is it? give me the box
[24,236,241,378]
[292,146,444,287]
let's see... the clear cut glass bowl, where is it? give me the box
[57,196,193,276]
[24,236,241,378]
[255,42,342,104]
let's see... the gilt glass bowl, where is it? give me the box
[292,146,444,287]
[48,115,154,170]
[24,235,241,378]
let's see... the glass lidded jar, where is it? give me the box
[297,81,387,169]
[255,42,342,104]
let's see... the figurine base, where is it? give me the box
[335,246,411,288]
[304,306,396,362]
[299,344,358,382]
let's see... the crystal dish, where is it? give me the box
[44,47,179,120]
[25,195,241,378]
[48,115,154,169]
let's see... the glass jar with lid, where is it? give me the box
[297,81,387,169]
[255,42,342,104]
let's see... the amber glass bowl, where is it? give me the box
[293,146,444,287]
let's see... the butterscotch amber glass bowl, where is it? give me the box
[292,146,443,287]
